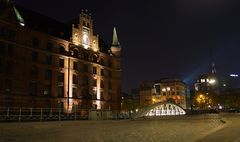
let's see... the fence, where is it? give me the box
[0,107,89,122]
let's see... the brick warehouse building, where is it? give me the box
[0,0,122,113]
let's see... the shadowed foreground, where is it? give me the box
[0,114,239,142]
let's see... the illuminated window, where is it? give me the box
[162,88,166,92]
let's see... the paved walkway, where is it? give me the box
[0,114,235,142]
[197,114,240,142]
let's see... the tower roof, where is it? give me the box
[111,27,120,47]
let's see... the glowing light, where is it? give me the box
[209,79,216,84]
[144,103,186,116]
[136,109,139,112]
[152,98,156,102]
[162,88,166,92]
[96,100,101,109]
[167,87,170,91]
[230,74,238,77]
[201,79,205,83]
[19,22,25,26]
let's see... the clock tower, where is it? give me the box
[71,9,99,52]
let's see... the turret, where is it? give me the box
[110,27,121,57]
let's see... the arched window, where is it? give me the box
[83,52,89,60]
[59,46,65,54]
[99,58,104,65]
[73,49,79,57]
[93,54,98,63]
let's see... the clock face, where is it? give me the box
[83,33,89,49]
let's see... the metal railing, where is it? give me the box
[0,107,89,122]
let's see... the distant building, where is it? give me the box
[0,1,121,113]
[194,73,218,93]
[139,79,189,109]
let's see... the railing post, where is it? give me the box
[19,107,21,122]
[40,108,43,121]
[30,108,32,117]
[58,107,61,121]
[7,107,9,117]
[74,105,77,120]
[50,108,52,117]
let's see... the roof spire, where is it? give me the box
[111,27,120,47]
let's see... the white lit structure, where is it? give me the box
[133,102,186,118]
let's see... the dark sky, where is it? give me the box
[14,0,240,92]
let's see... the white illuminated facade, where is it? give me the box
[146,103,186,116]
[133,102,186,118]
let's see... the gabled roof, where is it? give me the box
[1,1,111,54]
[14,4,71,40]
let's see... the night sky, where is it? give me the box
[14,0,240,92]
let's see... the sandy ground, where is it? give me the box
[0,114,227,142]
